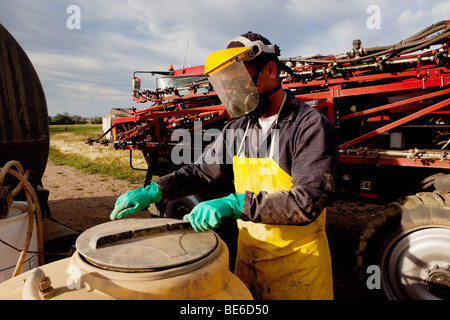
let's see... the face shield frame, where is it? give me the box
[205,47,260,118]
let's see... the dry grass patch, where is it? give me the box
[49,124,148,184]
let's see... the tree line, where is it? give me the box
[49,112,102,125]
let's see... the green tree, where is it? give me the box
[51,112,74,124]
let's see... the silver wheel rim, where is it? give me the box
[381,226,450,300]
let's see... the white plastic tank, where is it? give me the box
[0,201,38,283]
[0,218,253,300]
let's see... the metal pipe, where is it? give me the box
[339,148,450,161]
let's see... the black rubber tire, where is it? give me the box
[356,191,450,300]
[0,24,49,189]
[160,195,201,220]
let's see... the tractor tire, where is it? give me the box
[356,191,450,300]
[160,195,201,220]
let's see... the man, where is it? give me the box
[110,32,338,300]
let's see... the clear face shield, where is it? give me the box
[208,59,259,118]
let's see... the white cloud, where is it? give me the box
[1,0,448,117]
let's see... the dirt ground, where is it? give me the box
[41,160,384,300]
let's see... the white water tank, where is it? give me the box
[0,201,38,283]
[0,218,253,300]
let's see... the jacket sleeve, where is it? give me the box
[153,123,235,203]
[241,110,338,225]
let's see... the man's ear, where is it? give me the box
[266,60,279,80]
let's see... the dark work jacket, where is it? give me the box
[154,90,338,225]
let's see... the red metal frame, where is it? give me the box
[94,30,450,172]
[290,60,450,168]
[339,97,450,149]
[339,152,450,169]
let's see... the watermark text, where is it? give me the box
[66,5,81,30]
[366,265,381,290]
[366,5,381,30]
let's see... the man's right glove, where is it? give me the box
[110,182,162,220]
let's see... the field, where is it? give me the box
[45,124,384,300]
[49,124,148,183]
[44,124,150,235]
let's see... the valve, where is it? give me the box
[23,268,55,300]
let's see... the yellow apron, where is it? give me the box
[232,119,333,300]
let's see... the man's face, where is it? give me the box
[244,61,275,94]
[244,62,262,91]
[207,59,260,118]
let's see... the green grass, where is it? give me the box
[49,124,148,185]
[49,124,104,136]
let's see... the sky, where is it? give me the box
[1,0,449,118]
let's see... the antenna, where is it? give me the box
[182,35,190,73]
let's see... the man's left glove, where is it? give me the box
[110,182,162,220]
[183,193,245,232]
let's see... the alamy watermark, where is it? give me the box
[65,5,381,32]
[366,5,381,30]
[170,121,280,169]
[66,264,81,290]
[63,263,382,292]
[66,5,81,30]
[366,265,381,290]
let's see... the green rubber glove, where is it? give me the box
[183,193,244,232]
[110,182,162,220]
